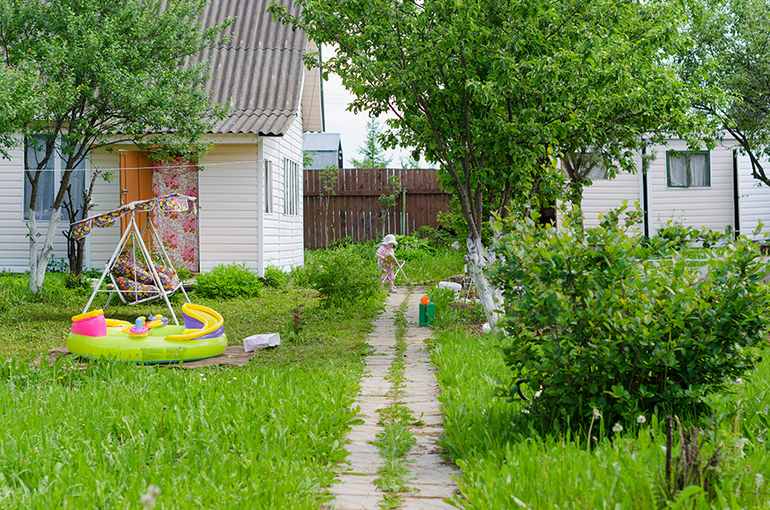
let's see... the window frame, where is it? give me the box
[283,157,301,216]
[666,150,711,189]
[264,159,274,214]
[22,135,88,222]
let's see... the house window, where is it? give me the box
[666,150,710,188]
[283,158,300,216]
[264,160,274,213]
[23,136,86,221]
[587,162,608,180]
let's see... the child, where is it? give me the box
[376,234,403,293]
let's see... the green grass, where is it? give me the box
[0,358,360,509]
[430,329,770,509]
[0,267,382,508]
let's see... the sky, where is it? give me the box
[319,46,411,168]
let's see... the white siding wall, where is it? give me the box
[198,139,260,272]
[2,125,307,275]
[737,153,770,239]
[580,170,641,230]
[260,113,305,273]
[647,141,735,232]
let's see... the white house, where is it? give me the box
[578,137,770,239]
[0,0,322,275]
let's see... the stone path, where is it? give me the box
[326,286,459,510]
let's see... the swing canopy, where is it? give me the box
[71,194,197,239]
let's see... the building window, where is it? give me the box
[283,158,300,216]
[264,160,274,213]
[587,162,608,180]
[23,136,86,221]
[666,150,710,188]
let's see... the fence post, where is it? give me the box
[402,187,406,235]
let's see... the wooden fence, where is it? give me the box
[304,168,452,250]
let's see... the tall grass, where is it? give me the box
[430,329,770,509]
[0,358,360,508]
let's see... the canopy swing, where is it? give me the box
[72,194,196,325]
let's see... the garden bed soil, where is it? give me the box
[32,345,257,370]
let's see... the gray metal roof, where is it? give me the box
[303,132,342,152]
[196,0,307,136]
[303,132,343,169]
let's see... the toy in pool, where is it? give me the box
[67,303,228,364]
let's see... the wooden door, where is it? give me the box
[119,151,153,234]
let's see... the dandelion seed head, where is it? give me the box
[592,408,601,419]
[636,415,646,424]
[612,423,623,433]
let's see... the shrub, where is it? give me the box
[195,264,262,299]
[307,244,383,307]
[490,205,770,429]
[176,267,194,282]
[261,265,288,289]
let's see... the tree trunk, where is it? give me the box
[465,235,502,331]
[28,208,62,293]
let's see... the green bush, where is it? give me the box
[307,244,383,307]
[195,263,262,299]
[261,265,288,289]
[490,206,770,429]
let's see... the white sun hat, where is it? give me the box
[382,234,398,245]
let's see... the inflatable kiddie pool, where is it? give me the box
[67,303,227,364]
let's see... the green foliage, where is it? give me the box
[175,267,193,282]
[271,0,702,246]
[378,175,402,230]
[46,258,68,274]
[306,245,383,307]
[490,205,770,428]
[680,0,770,188]
[194,263,262,299]
[0,0,230,291]
[431,327,770,508]
[303,150,315,168]
[412,225,457,248]
[261,265,288,289]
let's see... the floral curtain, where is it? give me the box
[152,158,199,272]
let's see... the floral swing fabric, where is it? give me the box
[152,158,199,273]
[111,247,180,302]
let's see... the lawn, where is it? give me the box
[0,273,380,508]
[5,236,769,509]
[0,242,465,508]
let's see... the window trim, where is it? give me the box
[264,159,274,214]
[22,136,88,222]
[666,150,711,189]
[283,157,301,216]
